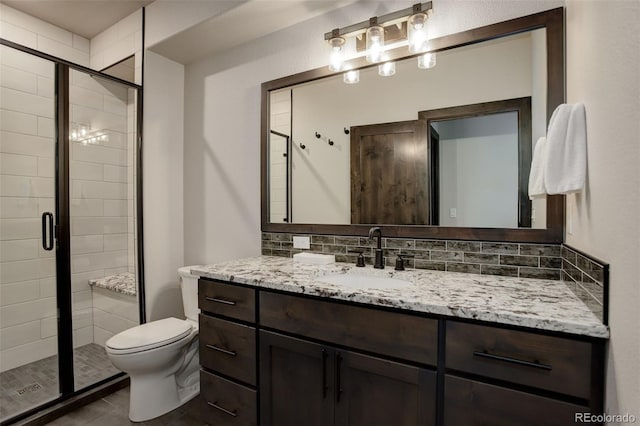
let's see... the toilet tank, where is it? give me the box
[178,266,200,322]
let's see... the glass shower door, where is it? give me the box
[1,41,143,423]
[0,44,59,421]
[68,68,140,390]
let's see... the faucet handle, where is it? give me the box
[348,250,366,267]
[394,254,414,271]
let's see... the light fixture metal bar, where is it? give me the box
[324,2,432,40]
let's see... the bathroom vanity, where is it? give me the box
[194,256,607,426]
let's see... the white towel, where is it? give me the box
[528,136,547,199]
[544,103,587,195]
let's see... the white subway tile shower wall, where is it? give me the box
[0,49,138,371]
[0,4,90,67]
[91,287,137,346]
[0,46,58,371]
[69,68,138,349]
[90,9,143,84]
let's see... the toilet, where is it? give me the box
[105,267,201,422]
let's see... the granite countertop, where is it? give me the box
[192,256,609,339]
[89,272,136,296]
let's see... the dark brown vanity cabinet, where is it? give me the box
[444,375,586,426]
[198,279,258,426]
[198,278,605,426]
[258,292,438,425]
[260,330,437,426]
[444,321,604,425]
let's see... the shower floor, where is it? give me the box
[0,343,120,421]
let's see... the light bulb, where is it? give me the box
[328,36,346,72]
[343,69,360,84]
[366,25,385,63]
[408,12,429,53]
[378,61,396,77]
[418,52,437,69]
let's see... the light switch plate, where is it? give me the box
[293,236,311,249]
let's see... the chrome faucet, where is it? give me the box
[368,227,384,269]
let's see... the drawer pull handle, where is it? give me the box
[321,349,328,399]
[473,350,552,371]
[205,296,236,306]
[206,344,237,357]
[335,352,343,403]
[208,401,237,417]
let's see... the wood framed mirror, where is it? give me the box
[261,8,564,242]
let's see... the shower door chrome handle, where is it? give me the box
[42,212,54,251]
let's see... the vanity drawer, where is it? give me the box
[201,370,256,426]
[199,279,255,323]
[199,314,256,385]
[445,321,592,399]
[259,292,438,365]
[444,375,585,426]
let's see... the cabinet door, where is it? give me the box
[260,331,334,426]
[444,375,587,426]
[335,350,437,426]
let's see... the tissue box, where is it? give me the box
[293,252,335,265]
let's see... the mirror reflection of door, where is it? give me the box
[420,97,532,228]
[350,120,434,225]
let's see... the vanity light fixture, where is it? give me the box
[408,9,429,53]
[324,2,434,82]
[343,69,360,84]
[378,61,396,76]
[365,19,385,63]
[418,52,437,69]
[70,123,109,145]
[328,30,346,71]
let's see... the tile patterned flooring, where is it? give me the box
[1,343,119,421]
[45,386,203,425]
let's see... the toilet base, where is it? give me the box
[128,372,200,422]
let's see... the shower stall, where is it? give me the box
[0,41,144,423]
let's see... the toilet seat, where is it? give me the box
[106,317,193,355]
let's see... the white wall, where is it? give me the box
[565,0,640,420]
[0,4,90,66]
[144,0,245,49]
[142,51,185,321]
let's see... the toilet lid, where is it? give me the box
[106,317,193,353]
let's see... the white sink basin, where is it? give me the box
[316,273,412,289]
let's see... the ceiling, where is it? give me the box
[1,0,153,39]
[150,0,356,64]
[2,0,356,64]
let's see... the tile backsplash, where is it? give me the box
[561,245,608,324]
[261,233,562,280]
[262,233,608,324]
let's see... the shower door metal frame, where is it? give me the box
[0,38,146,425]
